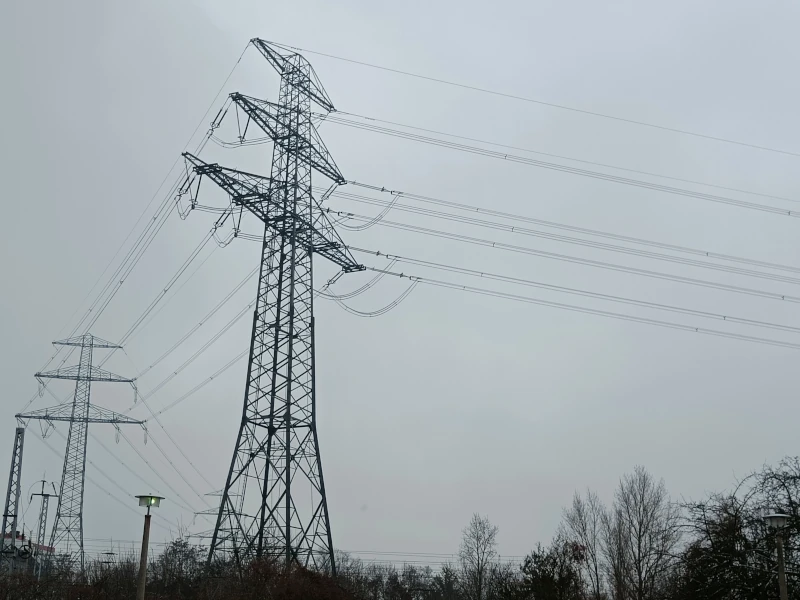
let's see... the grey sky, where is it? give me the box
[2,0,800,565]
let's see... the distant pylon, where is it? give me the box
[16,333,144,574]
[1,427,25,573]
[180,39,363,573]
[31,479,57,579]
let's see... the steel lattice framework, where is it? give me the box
[181,39,362,572]
[1,427,25,572]
[16,333,144,574]
[31,480,57,579]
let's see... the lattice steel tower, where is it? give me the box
[16,334,144,573]
[31,479,57,579]
[181,39,362,572]
[1,427,25,572]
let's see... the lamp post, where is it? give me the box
[765,512,790,600]
[134,495,163,600]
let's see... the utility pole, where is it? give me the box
[181,39,363,573]
[1,427,25,573]
[135,495,163,600]
[765,512,791,600]
[776,531,789,600]
[16,333,145,575]
[30,479,57,579]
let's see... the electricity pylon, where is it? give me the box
[180,39,363,573]
[31,479,57,579]
[1,427,25,573]
[16,333,144,574]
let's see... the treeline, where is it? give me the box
[1,458,798,599]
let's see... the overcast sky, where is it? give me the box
[2,0,800,565]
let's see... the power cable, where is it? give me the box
[38,428,174,531]
[327,111,799,204]
[324,211,800,305]
[361,267,800,351]
[319,259,398,300]
[147,350,248,419]
[124,244,220,347]
[319,115,798,218]
[116,428,206,512]
[323,280,419,317]
[46,224,237,413]
[116,230,216,347]
[39,267,259,507]
[18,174,182,413]
[19,42,249,413]
[344,182,800,276]
[86,431,196,516]
[328,190,800,286]
[240,230,800,346]
[267,40,800,158]
[126,299,253,409]
[337,192,401,230]
[348,247,800,335]
[133,266,257,379]
[38,367,210,516]
[125,393,216,491]
[221,114,796,217]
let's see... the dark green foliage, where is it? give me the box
[519,539,583,600]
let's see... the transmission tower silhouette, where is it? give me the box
[31,479,57,579]
[181,39,363,572]
[1,427,25,573]
[16,333,144,573]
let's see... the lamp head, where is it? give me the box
[135,495,165,509]
[764,512,790,530]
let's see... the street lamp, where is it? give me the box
[134,495,164,600]
[765,512,790,600]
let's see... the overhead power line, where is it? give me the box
[128,299,253,409]
[318,114,798,218]
[232,231,800,348]
[354,265,800,351]
[347,247,800,335]
[268,40,800,158]
[37,385,199,516]
[327,189,800,286]
[324,210,800,305]
[124,244,220,347]
[143,349,248,419]
[126,393,216,491]
[30,429,174,532]
[116,229,216,347]
[343,183,800,276]
[134,266,258,379]
[117,427,208,511]
[326,112,798,204]
[20,42,250,414]
[86,430,196,515]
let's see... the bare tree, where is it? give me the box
[563,489,606,599]
[459,513,498,600]
[603,466,680,600]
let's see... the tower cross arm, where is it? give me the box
[52,335,121,349]
[35,365,135,383]
[182,154,363,273]
[230,93,344,184]
[16,403,145,425]
[250,39,336,112]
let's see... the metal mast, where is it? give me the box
[16,333,144,574]
[1,427,25,572]
[31,480,57,579]
[181,39,362,572]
